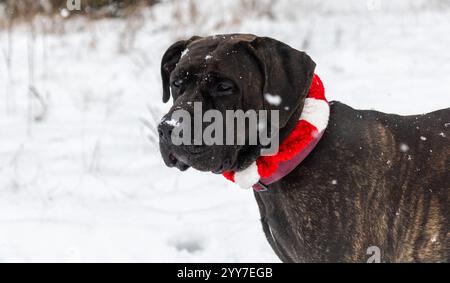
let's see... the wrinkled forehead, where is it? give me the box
[174,35,257,79]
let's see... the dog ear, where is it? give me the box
[246,37,316,128]
[160,36,200,103]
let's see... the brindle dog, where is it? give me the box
[157,34,450,262]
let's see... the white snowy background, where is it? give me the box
[0,0,449,262]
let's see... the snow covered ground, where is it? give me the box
[0,0,449,262]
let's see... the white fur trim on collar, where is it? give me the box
[300,98,330,132]
[234,162,260,190]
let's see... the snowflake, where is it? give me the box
[60,9,70,18]
[164,119,180,127]
[180,48,189,59]
[399,143,409,152]
[264,93,282,106]
[257,120,266,131]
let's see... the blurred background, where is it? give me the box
[0,0,449,262]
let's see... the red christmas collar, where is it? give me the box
[223,74,330,191]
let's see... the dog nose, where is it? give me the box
[157,122,173,143]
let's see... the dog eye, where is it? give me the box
[214,81,234,95]
[172,79,184,88]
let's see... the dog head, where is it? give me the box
[158,34,315,174]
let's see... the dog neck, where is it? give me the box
[223,74,330,191]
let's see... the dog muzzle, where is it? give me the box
[223,74,330,191]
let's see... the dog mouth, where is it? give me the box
[211,158,232,174]
[168,152,190,171]
[166,149,233,174]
